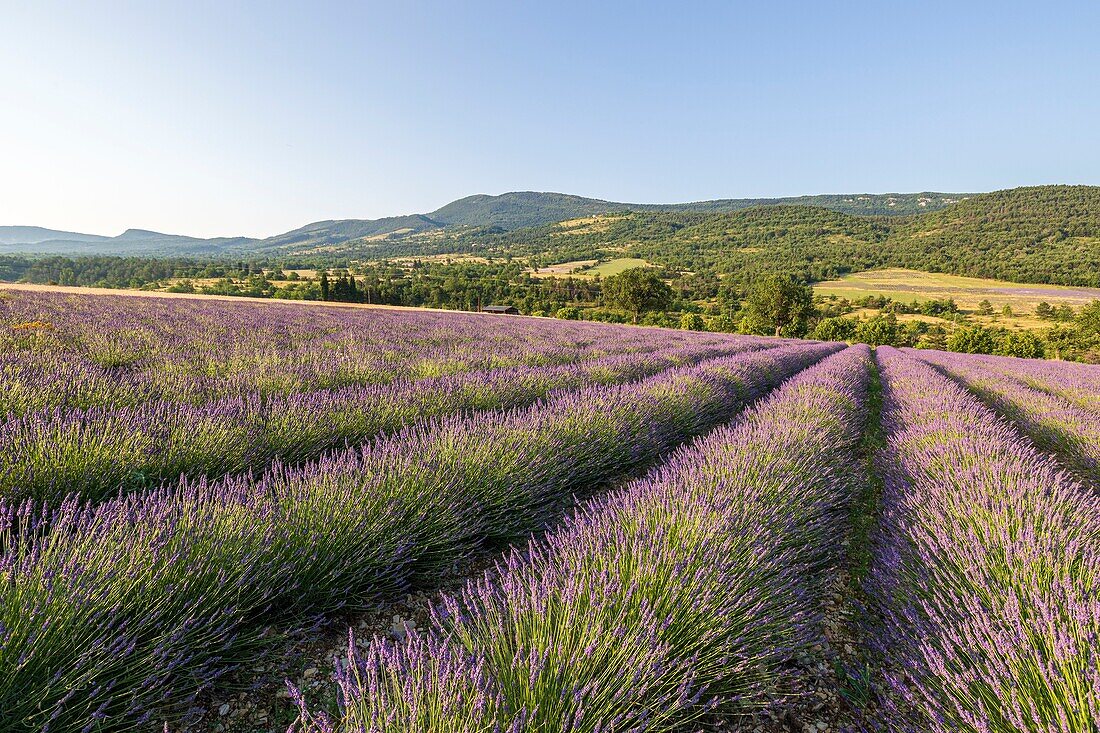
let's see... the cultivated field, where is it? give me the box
[815,267,1100,314]
[0,289,1096,733]
[529,257,654,279]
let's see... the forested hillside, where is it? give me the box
[4,186,1099,291]
[886,185,1100,285]
[411,185,1100,288]
[425,190,962,229]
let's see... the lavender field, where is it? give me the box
[1,290,1097,733]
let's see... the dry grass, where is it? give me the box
[816,268,1100,313]
[579,257,653,276]
[550,215,627,236]
[529,259,598,278]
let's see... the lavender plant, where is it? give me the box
[1,289,755,415]
[868,347,1100,731]
[912,348,1100,486]
[0,342,838,731]
[0,341,760,504]
[291,345,870,732]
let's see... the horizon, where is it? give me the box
[2,1,1098,238]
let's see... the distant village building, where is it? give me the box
[481,305,519,315]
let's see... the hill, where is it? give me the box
[886,185,1100,285]
[6,187,1099,289]
[0,226,109,245]
[425,190,966,230]
[0,228,259,256]
[252,214,443,252]
[397,185,1100,288]
[0,190,969,257]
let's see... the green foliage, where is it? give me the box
[811,316,857,342]
[995,331,1046,359]
[1076,300,1100,335]
[706,314,737,333]
[555,306,581,320]
[977,299,994,316]
[679,313,706,331]
[742,274,815,337]
[946,326,997,354]
[165,280,195,293]
[601,268,672,323]
[853,315,899,347]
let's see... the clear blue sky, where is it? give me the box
[2,0,1098,238]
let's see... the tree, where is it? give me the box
[1035,301,1055,320]
[680,312,705,331]
[741,274,815,337]
[1002,304,1014,317]
[1077,299,1100,335]
[707,314,737,333]
[319,272,331,301]
[977,299,994,316]
[914,326,948,350]
[601,268,672,324]
[947,325,996,354]
[995,331,1045,359]
[853,314,899,346]
[811,316,857,342]
[555,306,581,320]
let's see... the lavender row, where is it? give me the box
[911,348,1100,486]
[868,347,1100,731]
[924,350,1100,415]
[1,341,767,505]
[0,342,839,731]
[290,345,870,732]
[2,290,748,415]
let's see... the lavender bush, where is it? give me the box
[912,348,1100,486]
[868,347,1100,731]
[0,340,761,504]
[0,342,837,731]
[291,345,870,732]
[1,289,760,416]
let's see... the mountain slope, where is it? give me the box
[0,226,109,245]
[252,214,442,251]
[0,228,259,256]
[886,185,1100,285]
[429,192,626,229]
[427,190,968,230]
[405,186,1100,288]
[1,190,970,256]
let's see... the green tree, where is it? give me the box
[976,299,994,316]
[680,312,706,331]
[741,274,815,337]
[1076,299,1100,335]
[853,314,899,346]
[811,316,857,342]
[601,268,672,324]
[995,331,1046,359]
[914,326,948,350]
[947,325,997,354]
[555,306,581,320]
[319,272,331,301]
